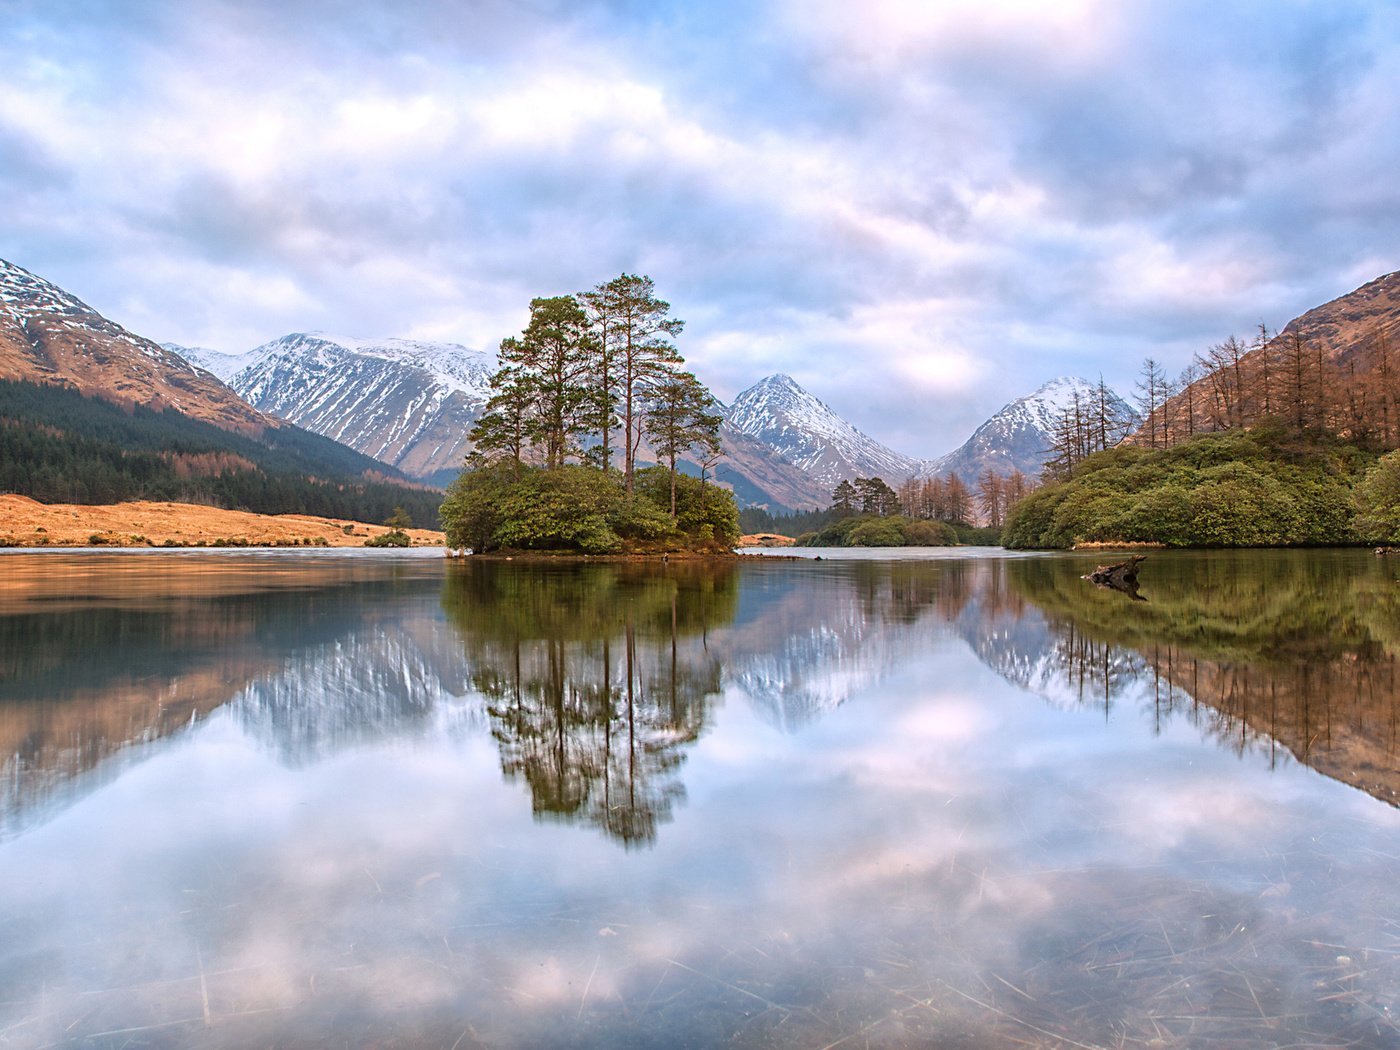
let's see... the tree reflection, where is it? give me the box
[441,561,738,847]
[1002,551,1400,805]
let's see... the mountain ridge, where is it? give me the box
[921,377,1138,484]
[723,373,919,488]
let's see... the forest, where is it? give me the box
[0,378,444,527]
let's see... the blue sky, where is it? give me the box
[3,0,1398,456]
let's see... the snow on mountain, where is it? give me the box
[919,376,1137,483]
[161,342,268,382]
[725,374,918,488]
[0,258,268,431]
[209,332,495,482]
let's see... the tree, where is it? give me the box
[942,473,971,525]
[977,469,1005,527]
[602,275,686,492]
[854,476,900,516]
[831,479,857,516]
[578,280,622,470]
[1135,358,1168,448]
[643,371,723,519]
[469,364,539,474]
[508,296,599,468]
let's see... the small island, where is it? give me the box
[440,276,740,555]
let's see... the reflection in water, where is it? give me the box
[0,553,470,836]
[1001,551,1400,807]
[442,561,734,846]
[1,551,1399,1048]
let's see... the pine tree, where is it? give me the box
[599,274,685,492]
[643,371,722,518]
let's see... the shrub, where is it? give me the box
[846,518,906,546]
[365,530,411,547]
[1356,450,1400,543]
[441,460,739,554]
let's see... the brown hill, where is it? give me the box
[0,257,269,432]
[1141,269,1400,446]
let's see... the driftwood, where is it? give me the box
[1083,554,1147,600]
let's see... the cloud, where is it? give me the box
[2,0,1398,456]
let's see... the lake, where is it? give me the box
[1,547,1398,1048]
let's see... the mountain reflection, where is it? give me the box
[6,550,1399,846]
[0,555,462,836]
[441,561,736,847]
[998,551,1400,807]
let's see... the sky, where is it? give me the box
[3,0,1399,457]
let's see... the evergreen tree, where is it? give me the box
[643,371,722,518]
[601,274,685,492]
[831,479,857,516]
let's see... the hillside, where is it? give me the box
[0,259,265,431]
[1002,426,1372,549]
[724,374,917,487]
[0,379,445,525]
[1148,270,1400,444]
[0,259,445,524]
[0,494,444,548]
[214,333,494,482]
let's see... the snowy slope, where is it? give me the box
[177,333,497,481]
[0,258,268,430]
[725,374,918,488]
[920,377,1136,483]
[161,342,268,382]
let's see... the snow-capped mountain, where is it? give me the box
[202,333,496,483]
[161,342,266,382]
[725,374,918,488]
[0,258,267,431]
[920,377,1136,483]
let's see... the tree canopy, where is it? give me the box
[447,276,736,555]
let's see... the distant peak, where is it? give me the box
[735,373,811,401]
[1030,376,1094,396]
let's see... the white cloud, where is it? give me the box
[2,0,1397,456]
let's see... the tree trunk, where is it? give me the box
[1084,555,1147,599]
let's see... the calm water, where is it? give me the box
[1,547,1398,1049]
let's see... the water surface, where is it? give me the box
[1,548,1397,1048]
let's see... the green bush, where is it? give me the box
[846,518,905,546]
[440,460,739,554]
[1004,429,1372,549]
[798,513,958,548]
[366,530,411,547]
[1355,450,1400,543]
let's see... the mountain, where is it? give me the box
[1276,269,1400,366]
[921,377,1136,483]
[0,258,444,524]
[172,338,842,508]
[160,341,266,382]
[1,258,267,432]
[1151,269,1400,442]
[214,333,494,484]
[724,374,918,489]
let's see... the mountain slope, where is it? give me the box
[922,377,1137,483]
[0,258,443,523]
[161,341,266,382]
[0,258,266,432]
[1150,269,1400,441]
[725,374,917,488]
[187,338,843,508]
[218,333,494,481]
